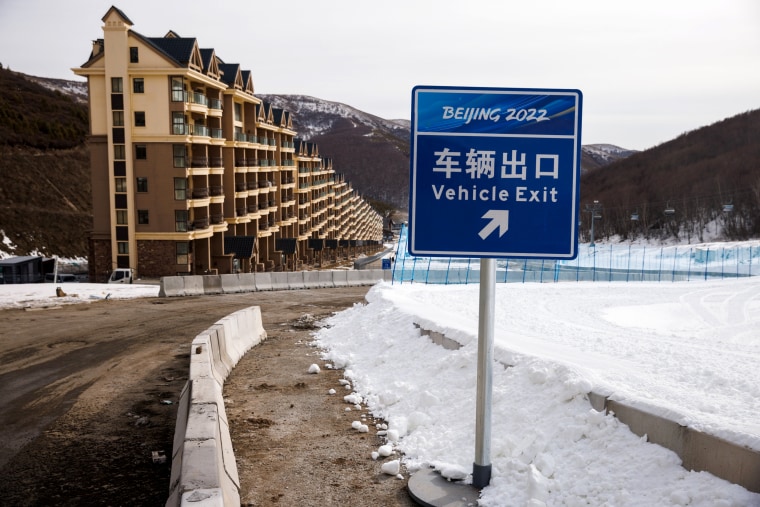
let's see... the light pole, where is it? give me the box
[585,200,603,247]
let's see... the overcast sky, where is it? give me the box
[1,0,758,151]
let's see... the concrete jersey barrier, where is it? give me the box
[160,268,391,297]
[166,306,267,507]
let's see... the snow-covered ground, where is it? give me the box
[2,257,759,505]
[314,277,760,506]
[0,282,158,310]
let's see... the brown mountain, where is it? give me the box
[580,108,760,241]
[0,67,91,258]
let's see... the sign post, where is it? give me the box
[408,86,583,489]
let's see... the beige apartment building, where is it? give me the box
[73,7,383,281]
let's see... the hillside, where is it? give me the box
[0,68,91,258]
[580,108,760,242]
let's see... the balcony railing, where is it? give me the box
[247,181,258,190]
[210,157,223,168]
[209,185,224,196]
[191,124,209,137]
[191,187,209,199]
[235,182,247,192]
[247,204,258,213]
[210,213,225,225]
[192,217,209,230]
[236,207,247,217]
[234,132,247,142]
[210,128,223,139]
[190,157,209,168]
[209,98,222,110]
[235,159,248,167]
[191,92,208,107]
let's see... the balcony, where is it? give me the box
[235,182,248,192]
[247,204,258,213]
[191,217,210,230]
[210,128,224,140]
[209,98,223,111]
[210,213,225,225]
[191,91,208,107]
[191,157,209,168]
[191,187,209,199]
[236,207,247,217]
[210,157,224,168]
[209,185,224,196]
[234,132,248,143]
[191,124,209,137]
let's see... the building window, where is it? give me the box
[116,209,128,224]
[117,241,129,254]
[173,144,186,167]
[111,77,123,93]
[174,178,187,200]
[176,242,189,264]
[112,111,124,126]
[172,112,186,135]
[135,145,147,160]
[234,102,242,122]
[137,210,149,224]
[115,177,127,192]
[134,111,145,127]
[136,177,148,192]
[171,77,185,102]
[133,78,144,93]
[175,210,188,232]
[113,144,126,160]
[129,47,139,63]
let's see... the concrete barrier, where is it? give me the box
[167,307,267,507]
[238,273,256,293]
[183,276,205,296]
[159,276,185,297]
[254,272,273,291]
[270,272,289,291]
[303,271,322,289]
[332,270,348,287]
[417,323,760,494]
[202,275,223,295]
[287,271,305,290]
[161,268,389,298]
[220,274,242,294]
[347,269,384,286]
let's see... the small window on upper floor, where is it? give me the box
[136,176,148,191]
[130,47,139,63]
[133,78,144,93]
[135,146,147,161]
[113,111,124,127]
[111,77,123,93]
[134,111,146,127]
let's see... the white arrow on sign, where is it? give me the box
[478,210,510,240]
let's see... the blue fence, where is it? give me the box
[391,225,759,284]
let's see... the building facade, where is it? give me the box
[73,7,383,281]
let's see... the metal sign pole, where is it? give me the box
[473,257,495,488]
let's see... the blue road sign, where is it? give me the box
[408,86,583,259]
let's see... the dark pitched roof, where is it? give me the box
[200,48,215,72]
[147,37,197,65]
[218,63,240,86]
[102,6,134,25]
[272,108,285,125]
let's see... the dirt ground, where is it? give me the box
[0,286,416,507]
